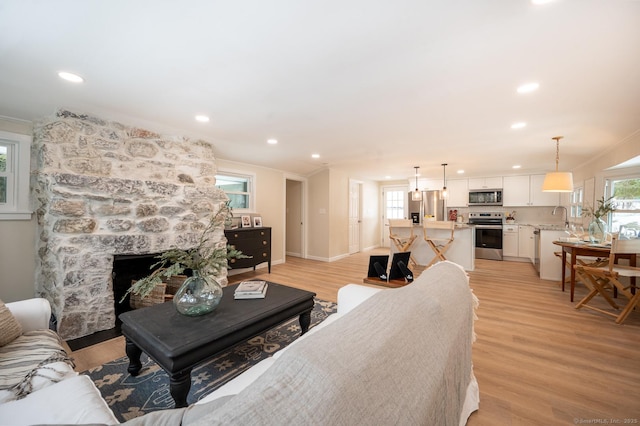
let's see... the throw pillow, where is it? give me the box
[0,299,22,347]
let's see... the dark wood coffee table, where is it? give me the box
[119,281,316,408]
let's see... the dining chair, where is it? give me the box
[388,219,418,267]
[554,251,608,292]
[574,235,640,324]
[423,220,455,268]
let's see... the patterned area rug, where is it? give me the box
[85,299,336,422]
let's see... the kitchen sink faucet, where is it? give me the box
[552,205,569,228]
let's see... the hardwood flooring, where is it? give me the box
[71,250,640,425]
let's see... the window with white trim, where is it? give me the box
[606,175,640,237]
[570,186,583,219]
[214,171,255,212]
[0,130,32,220]
[384,189,405,220]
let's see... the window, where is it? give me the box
[570,186,583,219]
[215,171,255,212]
[607,176,640,237]
[384,189,405,220]
[0,144,11,204]
[0,130,32,220]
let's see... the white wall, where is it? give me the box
[0,117,36,302]
[572,130,640,228]
[216,159,287,268]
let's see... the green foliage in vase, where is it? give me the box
[582,196,616,220]
[121,201,249,302]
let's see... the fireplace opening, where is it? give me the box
[112,253,165,318]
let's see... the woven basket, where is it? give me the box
[129,282,168,309]
[164,274,188,296]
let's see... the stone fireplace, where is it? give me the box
[31,110,228,340]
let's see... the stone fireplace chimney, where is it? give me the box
[31,110,228,339]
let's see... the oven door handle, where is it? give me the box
[473,225,503,229]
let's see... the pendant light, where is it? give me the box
[441,163,448,199]
[412,166,422,201]
[542,136,574,192]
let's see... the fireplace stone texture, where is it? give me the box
[32,110,228,339]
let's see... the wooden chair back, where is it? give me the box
[388,219,417,266]
[575,234,640,324]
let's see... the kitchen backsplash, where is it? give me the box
[452,206,569,225]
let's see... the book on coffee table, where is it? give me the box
[234,281,268,299]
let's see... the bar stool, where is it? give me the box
[388,219,418,267]
[423,220,455,268]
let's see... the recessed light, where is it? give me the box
[513,165,522,169]
[267,139,278,145]
[195,115,210,123]
[517,82,539,94]
[531,0,555,5]
[385,176,391,179]
[311,154,320,159]
[457,170,465,174]
[511,122,527,129]
[58,71,84,83]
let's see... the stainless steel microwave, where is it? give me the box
[468,189,503,206]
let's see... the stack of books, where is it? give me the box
[234,280,268,299]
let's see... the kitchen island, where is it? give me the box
[390,224,475,271]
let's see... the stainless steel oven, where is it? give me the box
[468,212,503,260]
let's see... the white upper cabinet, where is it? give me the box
[530,174,560,206]
[503,174,559,206]
[410,178,443,192]
[502,175,530,206]
[446,179,469,207]
[468,177,502,190]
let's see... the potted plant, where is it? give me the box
[582,196,616,243]
[122,201,248,315]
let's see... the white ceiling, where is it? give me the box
[1,0,639,182]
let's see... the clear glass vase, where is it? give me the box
[588,217,607,244]
[173,270,223,316]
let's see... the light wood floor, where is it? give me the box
[71,250,640,425]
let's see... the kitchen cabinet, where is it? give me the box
[539,229,567,281]
[518,225,535,262]
[530,174,560,206]
[468,177,502,190]
[445,179,468,207]
[411,178,443,191]
[503,224,519,257]
[503,174,559,207]
[225,227,271,272]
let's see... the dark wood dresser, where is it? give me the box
[225,227,272,273]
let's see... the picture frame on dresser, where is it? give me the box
[241,215,252,228]
[253,216,262,227]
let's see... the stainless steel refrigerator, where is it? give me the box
[408,190,444,224]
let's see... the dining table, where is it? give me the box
[552,240,637,302]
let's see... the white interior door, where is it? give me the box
[349,180,361,254]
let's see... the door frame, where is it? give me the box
[349,179,363,254]
[283,174,307,260]
[380,184,409,247]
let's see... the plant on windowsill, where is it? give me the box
[121,201,249,315]
[582,196,616,243]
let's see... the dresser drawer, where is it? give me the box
[225,227,272,272]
